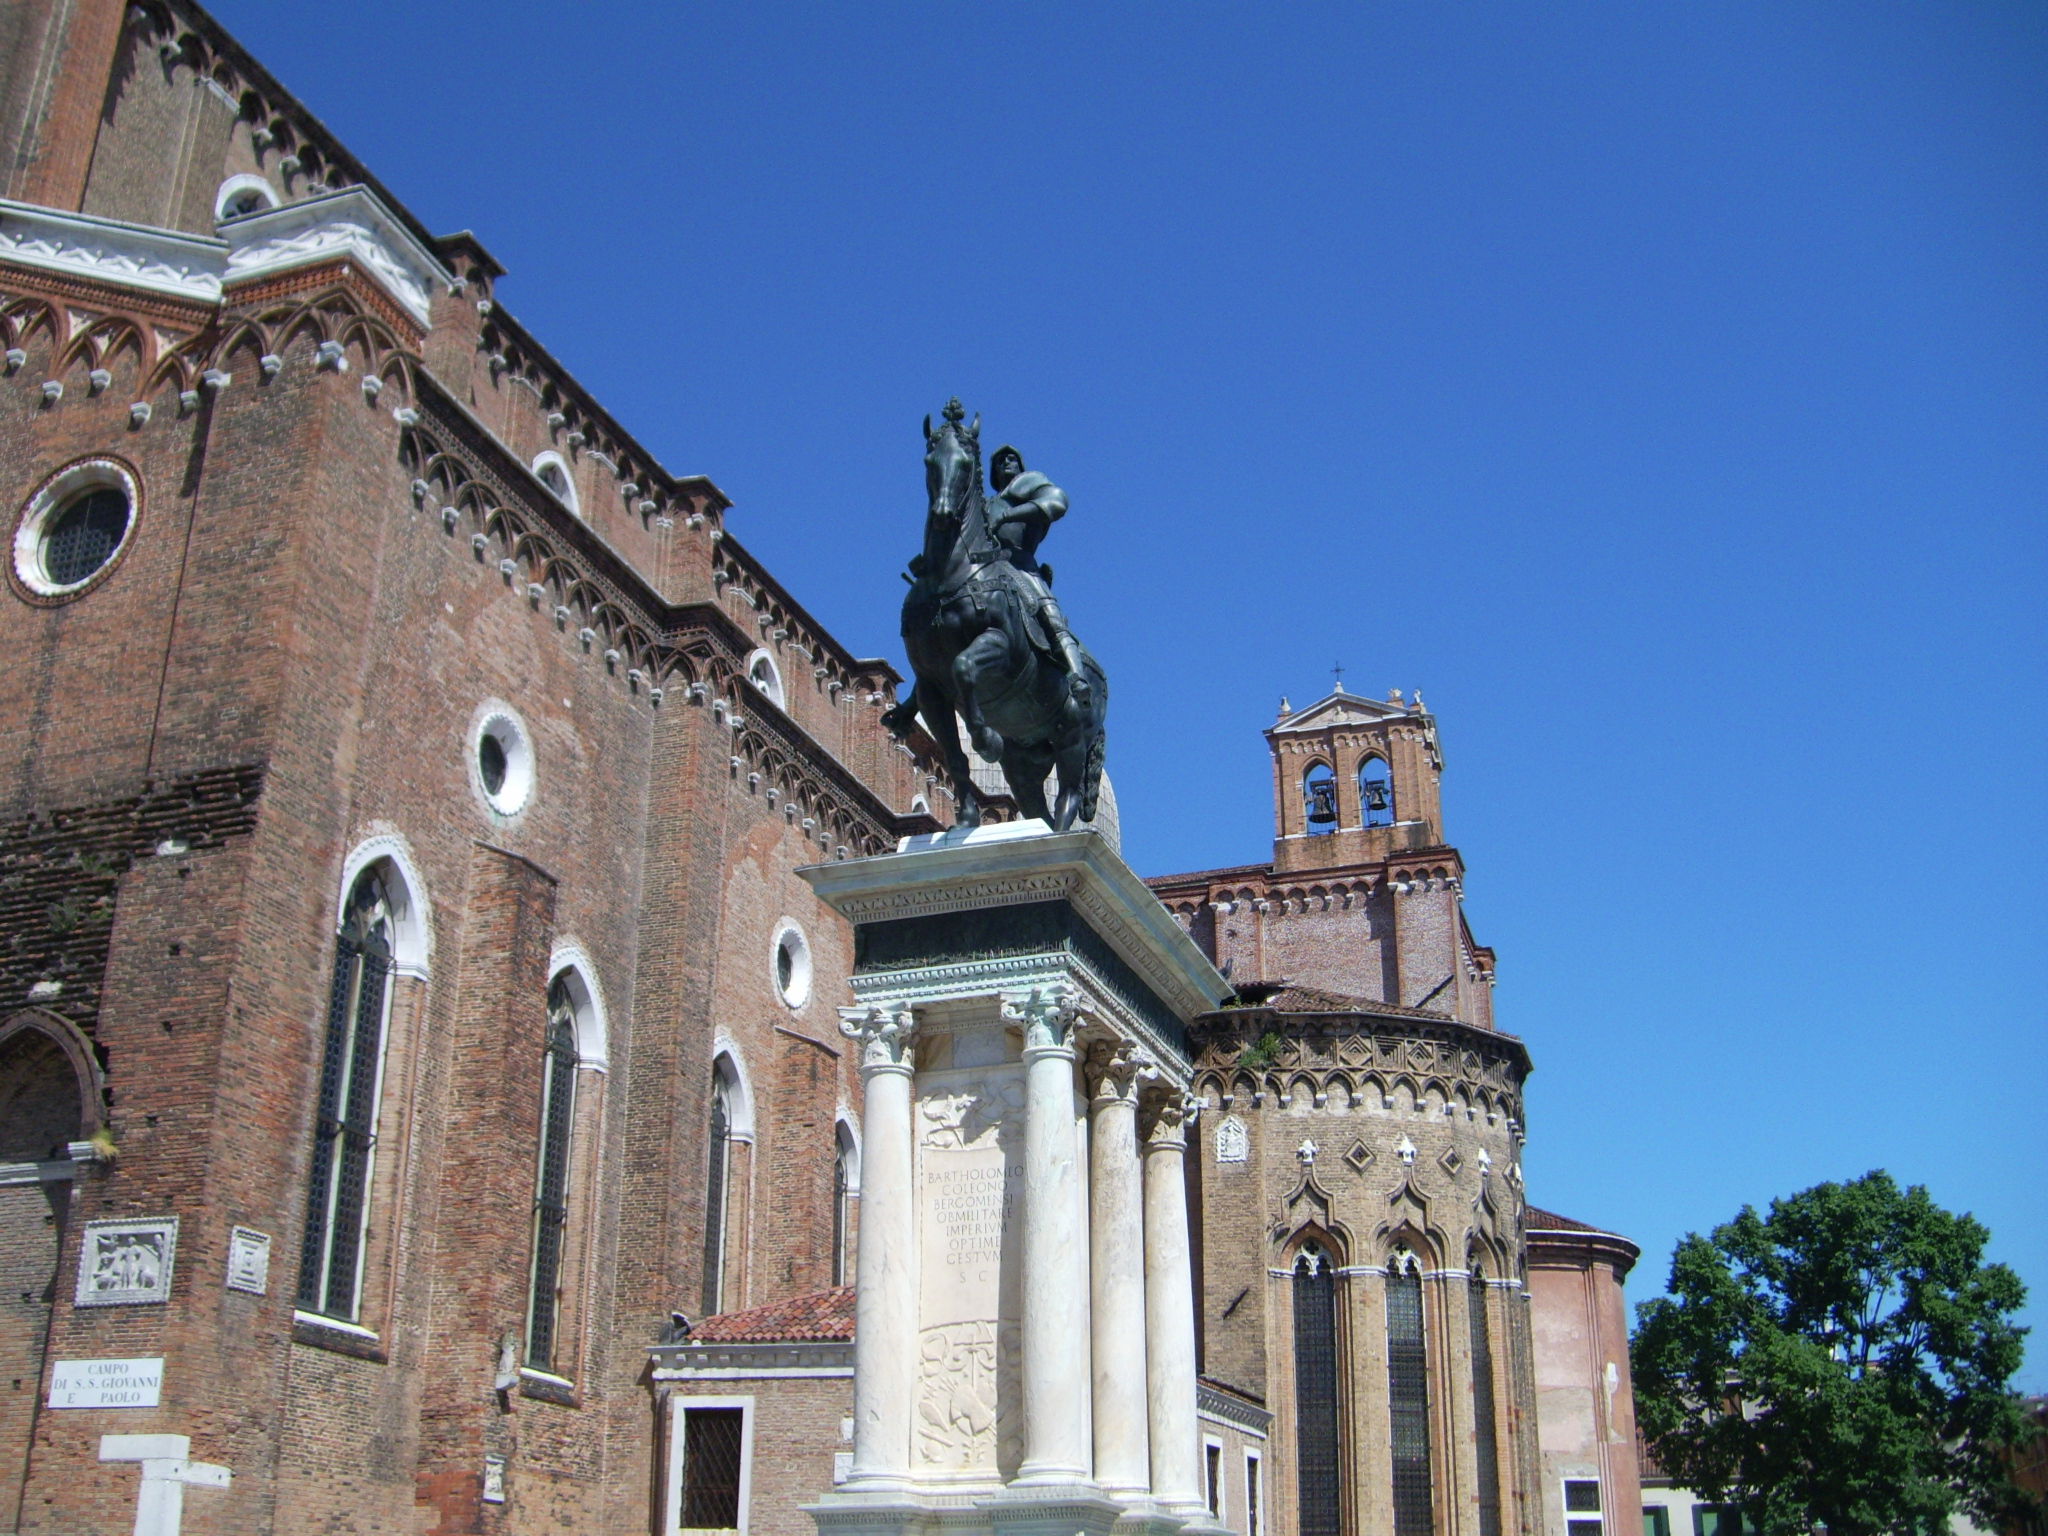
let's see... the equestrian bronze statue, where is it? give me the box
[881,399,1108,831]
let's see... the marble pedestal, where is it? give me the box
[801,822,1233,1536]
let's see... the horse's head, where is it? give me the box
[923,397,981,525]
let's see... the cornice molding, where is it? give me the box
[0,200,225,303]
[223,187,451,327]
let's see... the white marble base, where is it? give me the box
[803,828,1230,1534]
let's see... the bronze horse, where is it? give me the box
[882,404,1107,831]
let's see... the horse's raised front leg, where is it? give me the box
[952,629,1012,763]
[918,683,982,830]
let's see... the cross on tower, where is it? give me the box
[1331,662,1346,694]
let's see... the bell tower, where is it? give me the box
[1267,686,1444,873]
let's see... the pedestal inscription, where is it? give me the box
[916,1067,1024,1479]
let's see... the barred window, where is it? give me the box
[525,977,580,1372]
[1471,1270,1503,1536]
[1387,1250,1434,1536]
[702,1063,734,1315]
[1292,1241,1343,1536]
[679,1405,745,1531]
[297,866,396,1320]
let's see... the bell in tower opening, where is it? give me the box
[1307,776,1338,827]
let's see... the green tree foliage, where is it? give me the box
[1632,1171,2033,1536]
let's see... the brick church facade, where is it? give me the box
[0,4,1639,1534]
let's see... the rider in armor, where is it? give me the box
[988,445,1091,702]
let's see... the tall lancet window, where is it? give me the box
[832,1123,856,1286]
[1470,1264,1503,1536]
[1387,1248,1435,1536]
[1292,1241,1343,1536]
[525,977,579,1372]
[702,1061,735,1315]
[298,866,397,1320]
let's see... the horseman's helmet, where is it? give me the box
[991,445,1025,488]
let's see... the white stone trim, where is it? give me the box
[548,941,609,1071]
[1197,1383,1273,1437]
[834,1113,861,1196]
[213,174,279,223]
[222,186,452,325]
[653,1342,853,1377]
[469,700,535,819]
[531,450,579,517]
[292,1308,380,1342]
[710,1039,756,1143]
[336,832,433,979]
[662,1393,755,1535]
[771,918,812,1010]
[0,198,225,301]
[743,648,784,708]
[847,949,1192,1084]
[806,825,1229,1028]
[13,458,141,599]
[0,1157,78,1187]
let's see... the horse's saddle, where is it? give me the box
[961,561,1054,655]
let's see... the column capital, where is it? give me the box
[1004,985,1089,1058]
[1138,1088,1198,1149]
[1084,1037,1158,1106]
[838,1006,918,1074]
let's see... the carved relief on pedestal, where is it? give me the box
[919,1079,1025,1150]
[915,1319,1023,1475]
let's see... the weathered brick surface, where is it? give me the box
[0,7,1640,1536]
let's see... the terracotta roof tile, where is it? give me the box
[1526,1206,1624,1236]
[691,1286,854,1343]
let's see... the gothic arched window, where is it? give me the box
[1303,762,1338,837]
[1359,755,1394,827]
[832,1121,857,1287]
[1470,1264,1503,1536]
[297,865,397,1320]
[1292,1241,1343,1536]
[525,976,580,1372]
[1387,1248,1435,1536]
[702,1059,736,1315]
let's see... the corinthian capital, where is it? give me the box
[1139,1086,1200,1147]
[1084,1037,1158,1105]
[838,1005,917,1072]
[1003,985,1090,1055]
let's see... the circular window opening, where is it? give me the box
[478,732,509,796]
[13,460,141,601]
[471,708,534,816]
[772,923,812,1010]
[44,488,129,587]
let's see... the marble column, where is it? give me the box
[1142,1090,1203,1512]
[839,1007,918,1489]
[1014,990,1092,1485]
[1087,1040,1153,1502]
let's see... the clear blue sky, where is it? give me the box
[210,1,2047,1385]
